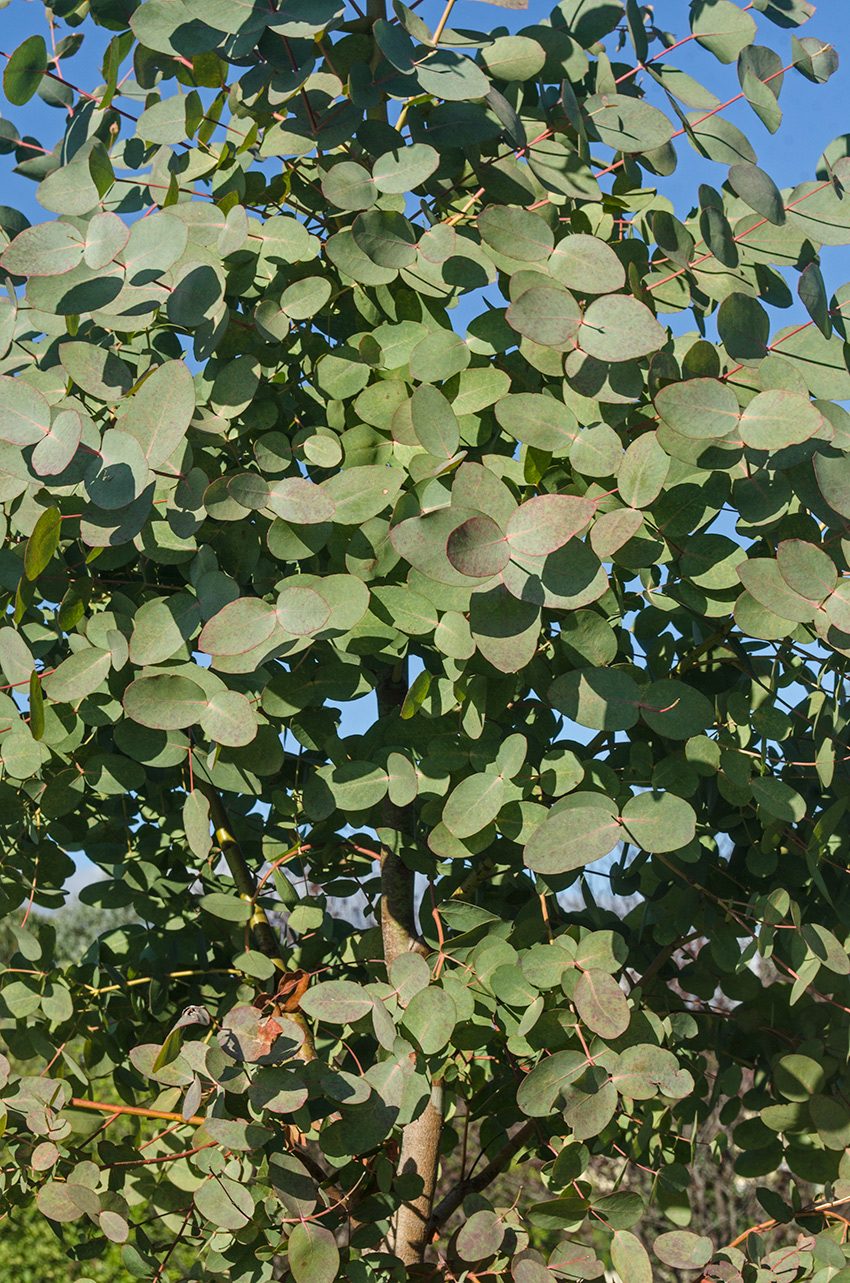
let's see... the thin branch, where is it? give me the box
[194,780,284,963]
[70,1098,204,1126]
[427,1121,536,1233]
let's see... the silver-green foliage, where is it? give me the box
[0,0,848,1279]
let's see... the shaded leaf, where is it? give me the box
[653,1231,713,1270]
[288,1222,339,1283]
[524,796,621,875]
[24,508,61,582]
[728,163,786,225]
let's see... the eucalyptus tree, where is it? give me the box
[0,1,849,1281]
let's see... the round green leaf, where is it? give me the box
[480,34,546,82]
[288,1221,339,1283]
[265,478,335,524]
[4,35,48,106]
[410,384,459,458]
[123,674,208,730]
[184,0,269,34]
[36,1180,86,1224]
[738,390,823,449]
[447,516,509,579]
[477,205,554,262]
[794,34,839,84]
[136,96,189,145]
[84,211,129,270]
[456,1209,506,1262]
[85,431,151,511]
[617,432,669,508]
[442,772,506,839]
[524,797,621,875]
[549,233,625,294]
[620,791,696,853]
[199,892,253,923]
[728,162,785,225]
[200,691,258,747]
[372,143,439,193]
[321,161,376,211]
[749,776,805,823]
[507,286,581,349]
[275,586,330,635]
[517,1049,586,1116]
[585,92,675,152]
[352,210,418,268]
[400,986,456,1054]
[570,422,622,477]
[505,495,595,557]
[687,111,756,165]
[495,393,578,455]
[613,1044,693,1100]
[776,538,837,602]
[549,667,641,731]
[120,360,196,469]
[199,599,278,658]
[325,228,398,285]
[814,450,850,518]
[299,981,373,1025]
[0,220,83,277]
[389,952,431,1007]
[737,559,815,624]
[654,378,740,439]
[183,791,212,861]
[579,296,666,362]
[130,595,201,666]
[279,276,332,320]
[640,679,714,739]
[30,407,80,477]
[825,580,850,632]
[416,48,491,101]
[612,1230,652,1283]
[248,1066,308,1115]
[409,329,471,382]
[200,1116,272,1151]
[2,728,43,780]
[691,0,757,63]
[574,969,630,1039]
[24,507,61,582]
[0,375,51,447]
[809,1094,850,1149]
[322,759,389,813]
[44,648,111,703]
[653,1230,713,1270]
[194,1175,254,1231]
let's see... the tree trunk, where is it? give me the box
[375,663,442,1265]
[394,1081,445,1265]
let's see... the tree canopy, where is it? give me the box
[1,0,850,1280]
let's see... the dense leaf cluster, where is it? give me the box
[0,0,850,1279]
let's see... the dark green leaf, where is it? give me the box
[4,36,48,106]
[288,1222,339,1283]
[728,163,786,225]
[524,796,620,875]
[24,508,61,582]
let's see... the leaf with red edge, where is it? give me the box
[506,495,595,557]
[199,599,278,657]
